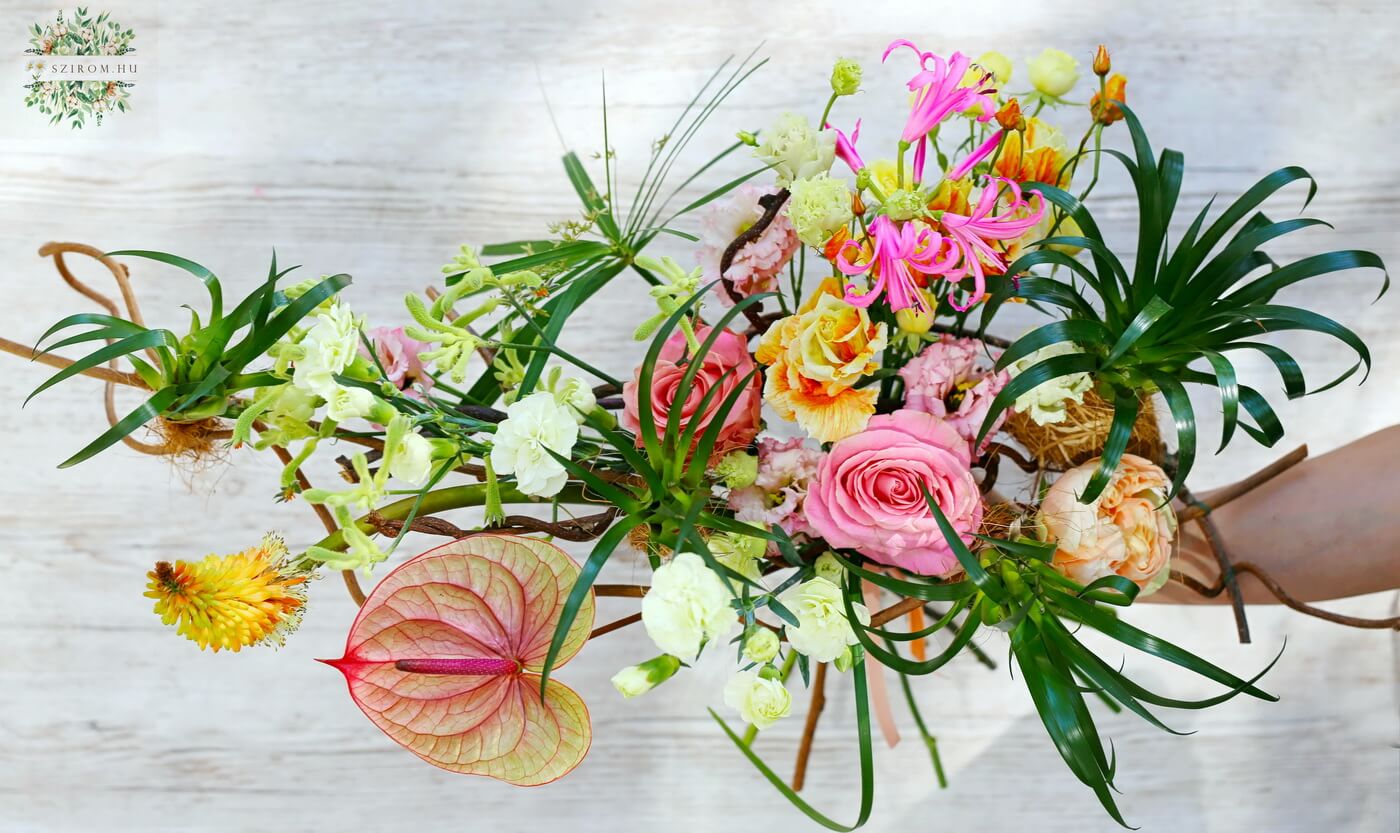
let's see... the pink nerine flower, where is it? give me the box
[364,326,434,398]
[828,119,866,173]
[835,215,959,312]
[621,325,762,462]
[939,178,1046,310]
[899,335,1010,455]
[697,184,799,306]
[884,41,997,182]
[729,436,824,538]
[804,410,983,576]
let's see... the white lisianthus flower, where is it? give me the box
[641,552,736,660]
[1006,341,1094,426]
[755,112,836,187]
[1027,48,1080,98]
[742,628,781,664]
[388,429,435,486]
[610,654,681,699]
[294,304,363,397]
[779,577,869,663]
[325,385,376,422]
[489,391,579,497]
[723,670,792,729]
[787,173,854,248]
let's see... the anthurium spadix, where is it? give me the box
[321,534,595,785]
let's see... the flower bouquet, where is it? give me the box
[8,41,1393,828]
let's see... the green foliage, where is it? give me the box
[453,51,769,409]
[979,103,1388,502]
[28,251,348,467]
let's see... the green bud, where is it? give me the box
[611,653,682,699]
[830,58,862,97]
[714,450,759,489]
[833,646,855,673]
[743,627,781,664]
[883,188,926,222]
[757,661,784,681]
[736,130,758,147]
[813,552,845,585]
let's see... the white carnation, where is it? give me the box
[779,577,869,663]
[489,391,579,497]
[723,670,792,729]
[755,112,836,187]
[641,552,735,660]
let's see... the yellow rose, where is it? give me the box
[756,278,887,443]
[1027,48,1079,98]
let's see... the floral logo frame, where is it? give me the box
[23,8,135,129]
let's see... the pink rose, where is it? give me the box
[1039,453,1177,592]
[622,325,762,462]
[729,436,824,538]
[899,335,1009,455]
[364,326,434,399]
[697,184,799,305]
[804,410,983,576]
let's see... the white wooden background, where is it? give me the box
[1,1,1396,831]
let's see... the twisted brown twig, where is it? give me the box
[791,661,828,792]
[718,188,791,337]
[1171,564,1400,631]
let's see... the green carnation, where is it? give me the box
[788,173,854,248]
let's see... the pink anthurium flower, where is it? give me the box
[835,215,959,312]
[321,534,595,786]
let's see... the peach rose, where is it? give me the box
[622,325,761,462]
[1038,453,1177,593]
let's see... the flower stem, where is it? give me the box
[298,481,596,568]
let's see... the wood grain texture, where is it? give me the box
[0,1,1396,831]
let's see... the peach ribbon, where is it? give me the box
[862,579,901,748]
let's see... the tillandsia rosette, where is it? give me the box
[11,41,1394,828]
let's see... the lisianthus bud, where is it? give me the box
[714,449,760,489]
[788,173,855,248]
[736,130,758,147]
[1027,48,1079,99]
[743,627,780,664]
[611,653,682,699]
[833,646,855,673]
[830,58,862,96]
[1093,44,1111,77]
[994,98,1025,132]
